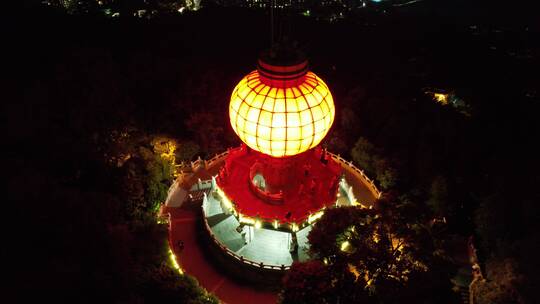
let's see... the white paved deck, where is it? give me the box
[205,194,314,266]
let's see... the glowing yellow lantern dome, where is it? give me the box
[229,53,335,157]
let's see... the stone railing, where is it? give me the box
[201,194,290,272]
[192,179,213,191]
[175,148,240,175]
[206,150,231,169]
[326,152,382,199]
[158,205,171,224]
[176,148,381,201]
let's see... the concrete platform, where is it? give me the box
[204,194,311,267]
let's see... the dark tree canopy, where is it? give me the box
[285,196,458,304]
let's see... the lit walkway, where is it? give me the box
[167,202,278,304]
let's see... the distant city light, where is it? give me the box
[433,93,449,105]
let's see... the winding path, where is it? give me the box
[166,203,278,304]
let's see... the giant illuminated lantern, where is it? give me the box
[193,47,378,273]
[216,48,342,227]
[184,45,382,276]
[229,59,335,157]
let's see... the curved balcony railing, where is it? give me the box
[181,148,381,202]
[326,152,382,199]
[175,148,236,175]
[196,148,381,203]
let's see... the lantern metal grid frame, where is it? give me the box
[229,70,335,157]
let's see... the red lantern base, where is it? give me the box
[217,145,342,224]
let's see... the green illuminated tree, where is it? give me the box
[141,146,174,213]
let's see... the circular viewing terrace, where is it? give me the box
[193,146,381,273]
